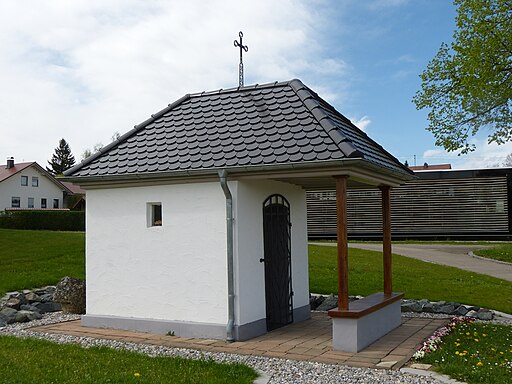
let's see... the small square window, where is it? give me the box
[147,203,162,227]
[32,177,39,187]
[11,197,20,208]
[41,198,47,209]
[21,176,28,186]
[53,199,59,209]
[28,197,34,208]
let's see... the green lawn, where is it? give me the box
[474,243,512,264]
[0,335,257,384]
[0,229,85,295]
[309,245,512,314]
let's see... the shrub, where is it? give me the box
[0,210,84,231]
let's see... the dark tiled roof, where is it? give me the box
[65,79,412,179]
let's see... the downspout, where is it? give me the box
[219,170,235,342]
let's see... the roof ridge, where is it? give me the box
[188,79,292,98]
[288,80,363,158]
[288,80,412,176]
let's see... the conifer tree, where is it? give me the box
[47,138,76,175]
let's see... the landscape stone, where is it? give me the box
[20,304,41,313]
[18,310,42,321]
[466,310,478,318]
[401,301,422,312]
[476,309,493,320]
[14,310,31,323]
[25,292,41,303]
[11,293,27,305]
[39,293,55,303]
[5,297,22,310]
[451,305,469,316]
[53,276,86,314]
[0,317,6,327]
[0,307,19,323]
[33,301,61,314]
[315,295,338,311]
[34,286,55,296]
[439,304,456,314]
[421,302,434,313]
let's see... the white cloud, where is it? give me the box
[423,149,444,159]
[0,0,349,165]
[351,116,371,132]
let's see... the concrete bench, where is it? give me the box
[328,292,403,352]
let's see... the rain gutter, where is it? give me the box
[218,169,235,342]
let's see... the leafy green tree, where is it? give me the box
[413,0,512,154]
[47,138,76,175]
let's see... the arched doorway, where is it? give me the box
[262,194,293,331]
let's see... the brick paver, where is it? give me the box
[30,313,448,370]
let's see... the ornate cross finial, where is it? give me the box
[234,31,248,87]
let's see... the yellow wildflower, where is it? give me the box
[476,362,483,367]
[134,373,141,378]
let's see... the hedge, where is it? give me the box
[0,210,85,231]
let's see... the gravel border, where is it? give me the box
[0,313,446,384]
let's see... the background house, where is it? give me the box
[0,157,71,211]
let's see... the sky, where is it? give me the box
[0,0,510,170]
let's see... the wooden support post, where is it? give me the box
[380,185,392,295]
[335,176,349,310]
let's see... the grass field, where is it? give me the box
[0,229,85,295]
[2,229,511,313]
[0,335,257,384]
[309,245,512,314]
[474,243,512,264]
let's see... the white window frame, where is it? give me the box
[21,175,28,186]
[28,197,34,208]
[147,202,162,227]
[11,197,20,208]
[41,198,47,209]
[32,176,39,187]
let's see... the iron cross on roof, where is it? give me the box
[234,31,248,87]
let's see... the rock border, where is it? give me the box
[0,286,61,327]
[310,294,496,320]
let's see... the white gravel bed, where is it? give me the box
[0,313,446,384]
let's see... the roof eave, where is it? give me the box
[62,158,414,189]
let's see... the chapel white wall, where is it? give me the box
[234,179,309,326]
[0,165,64,210]
[85,182,228,324]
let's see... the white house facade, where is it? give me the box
[82,178,308,340]
[0,159,68,211]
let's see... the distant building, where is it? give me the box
[307,167,511,240]
[0,157,71,210]
[409,163,452,171]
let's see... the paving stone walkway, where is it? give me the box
[31,312,448,370]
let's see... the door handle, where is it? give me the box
[259,258,265,263]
